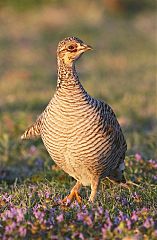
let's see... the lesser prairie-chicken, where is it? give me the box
[21,37,127,203]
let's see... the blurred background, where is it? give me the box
[0,0,156,182]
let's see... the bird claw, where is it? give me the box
[61,190,82,206]
[120,183,131,190]
[61,196,71,206]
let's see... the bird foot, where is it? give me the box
[106,177,131,190]
[120,182,131,190]
[62,190,82,206]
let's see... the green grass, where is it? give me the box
[0,2,157,239]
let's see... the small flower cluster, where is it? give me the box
[1,204,27,238]
[148,159,157,169]
[0,191,157,240]
[0,154,157,239]
[133,153,157,184]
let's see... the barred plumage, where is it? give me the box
[21,114,43,140]
[21,37,127,203]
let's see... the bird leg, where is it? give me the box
[89,178,100,203]
[62,181,82,205]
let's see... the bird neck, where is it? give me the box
[57,58,80,89]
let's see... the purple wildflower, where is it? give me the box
[2,210,14,220]
[72,232,79,238]
[5,222,16,234]
[106,216,112,230]
[16,208,25,223]
[2,207,25,223]
[33,207,45,223]
[114,216,120,225]
[84,215,93,226]
[101,226,107,238]
[79,233,85,240]
[65,237,71,240]
[119,211,127,221]
[143,218,154,229]
[131,211,138,221]
[132,192,141,202]
[35,158,44,169]
[62,197,71,206]
[2,193,12,203]
[56,213,64,223]
[19,226,27,237]
[77,212,84,221]
[135,153,142,161]
[51,235,59,240]
[29,145,37,155]
[126,218,132,230]
[105,209,109,218]
[153,175,157,181]
[121,197,128,206]
[141,207,148,214]
[71,200,80,208]
[77,212,92,226]
[97,206,103,215]
[148,159,157,168]
[45,190,50,199]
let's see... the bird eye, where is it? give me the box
[67,45,75,51]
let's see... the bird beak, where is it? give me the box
[79,44,93,52]
[83,44,93,51]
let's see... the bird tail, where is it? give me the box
[108,172,126,183]
[21,114,43,140]
[21,123,41,140]
[108,162,126,183]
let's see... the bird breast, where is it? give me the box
[41,92,114,185]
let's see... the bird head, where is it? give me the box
[57,37,92,66]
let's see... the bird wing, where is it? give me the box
[99,100,127,173]
[21,113,43,140]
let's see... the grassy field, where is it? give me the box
[0,1,157,239]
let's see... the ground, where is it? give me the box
[0,1,157,239]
